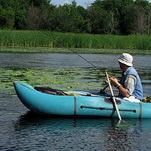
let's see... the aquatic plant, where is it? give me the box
[0,67,105,94]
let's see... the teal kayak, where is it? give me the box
[14,81,151,118]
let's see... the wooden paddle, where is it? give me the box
[105,71,122,121]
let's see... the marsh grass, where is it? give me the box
[0,30,151,53]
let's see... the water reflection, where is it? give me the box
[14,111,114,130]
[15,111,151,130]
[13,111,151,151]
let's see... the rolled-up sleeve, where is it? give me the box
[124,75,136,95]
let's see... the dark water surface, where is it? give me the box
[0,53,151,151]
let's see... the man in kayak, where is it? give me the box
[109,53,143,102]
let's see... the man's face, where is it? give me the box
[118,62,128,71]
[118,62,124,70]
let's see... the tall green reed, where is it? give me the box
[0,30,151,50]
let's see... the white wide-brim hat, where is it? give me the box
[118,53,133,66]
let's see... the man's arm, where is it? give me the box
[110,75,136,98]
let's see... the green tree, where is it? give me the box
[0,7,15,29]
[48,1,88,33]
[87,0,113,34]
[14,0,29,29]
[118,0,135,34]
[0,0,51,29]
[26,0,51,29]
[26,5,44,29]
[0,0,151,35]
[0,6,6,28]
[0,0,15,28]
[0,0,28,29]
[28,0,51,7]
[133,0,150,34]
[101,0,121,34]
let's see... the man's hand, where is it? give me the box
[109,77,130,97]
[109,77,119,87]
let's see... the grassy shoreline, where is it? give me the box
[1,46,151,55]
[0,30,151,54]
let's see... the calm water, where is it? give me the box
[0,53,151,151]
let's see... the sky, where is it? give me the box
[51,0,95,8]
[51,0,151,8]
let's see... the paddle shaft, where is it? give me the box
[105,72,122,121]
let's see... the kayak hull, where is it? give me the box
[14,81,151,119]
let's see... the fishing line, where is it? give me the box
[42,32,99,70]
[68,48,99,70]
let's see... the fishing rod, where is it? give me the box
[68,48,108,92]
[68,48,99,70]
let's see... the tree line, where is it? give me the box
[0,0,151,35]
